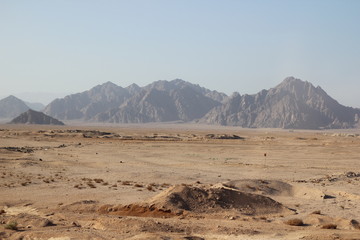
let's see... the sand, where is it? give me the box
[0,123,360,239]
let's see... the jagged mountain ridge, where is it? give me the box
[0,95,30,119]
[200,77,360,129]
[44,79,226,123]
[94,83,222,123]
[9,109,64,125]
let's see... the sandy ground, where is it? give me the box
[1,123,360,240]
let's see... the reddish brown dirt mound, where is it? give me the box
[98,204,178,218]
[100,185,290,218]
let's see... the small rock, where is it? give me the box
[41,219,55,227]
[72,221,81,227]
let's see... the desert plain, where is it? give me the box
[1,123,360,240]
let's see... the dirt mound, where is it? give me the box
[98,204,178,218]
[222,179,293,196]
[100,185,291,218]
[204,134,245,140]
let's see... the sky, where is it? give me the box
[1,0,359,106]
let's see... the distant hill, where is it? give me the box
[200,77,360,129]
[0,95,30,119]
[9,109,64,125]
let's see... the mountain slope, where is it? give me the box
[201,77,360,129]
[94,80,222,123]
[9,109,64,125]
[43,81,131,120]
[0,95,30,119]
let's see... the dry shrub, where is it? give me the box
[122,181,132,186]
[87,182,96,188]
[4,221,18,230]
[94,178,104,183]
[350,219,360,229]
[74,184,85,189]
[285,218,304,226]
[321,224,337,229]
[134,183,143,188]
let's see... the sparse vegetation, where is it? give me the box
[94,178,104,183]
[87,182,96,188]
[4,221,18,230]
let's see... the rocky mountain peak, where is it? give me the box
[9,109,64,125]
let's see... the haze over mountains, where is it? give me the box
[0,95,45,120]
[1,77,359,129]
[0,95,31,119]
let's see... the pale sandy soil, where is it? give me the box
[1,123,360,240]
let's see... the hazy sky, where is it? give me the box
[1,0,359,106]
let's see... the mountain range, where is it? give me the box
[1,77,359,129]
[43,79,227,123]
[201,77,360,129]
